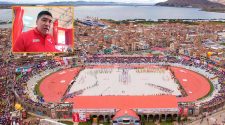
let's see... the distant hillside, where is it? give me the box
[0,1,14,4]
[156,0,225,12]
[0,1,47,7]
[47,1,116,6]
[0,1,153,7]
[47,1,152,6]
[209,0,225,5]
[0,2,14,8]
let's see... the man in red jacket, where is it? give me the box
[13,11,60,52]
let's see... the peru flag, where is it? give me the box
[13,7,24,46]
[72,113,79,122]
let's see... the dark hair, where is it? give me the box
[37,11,52,20]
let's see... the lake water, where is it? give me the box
[75,6,225,21]
[1,5,225,22]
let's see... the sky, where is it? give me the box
[1,0,167,4]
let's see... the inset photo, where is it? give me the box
[12,6,74,53]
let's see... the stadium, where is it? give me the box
[18,54,223,125]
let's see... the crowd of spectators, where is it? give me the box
[0,28,17,124]
[0,56,65,124]
[1,28,70,124]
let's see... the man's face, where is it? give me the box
[36,15,53,35]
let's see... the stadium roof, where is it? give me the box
[67,95,178,109]
[113,109,140,120]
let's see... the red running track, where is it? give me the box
[40,65,211,107]
[40,67,81,103]
[170,67,210,102]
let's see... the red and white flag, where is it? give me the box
[72,113,79,122]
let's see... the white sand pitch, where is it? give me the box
[68,68,182,96]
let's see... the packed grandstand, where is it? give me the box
[0,21,225,125]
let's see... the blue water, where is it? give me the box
[74,6,225,21]
[1,5,225,22]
